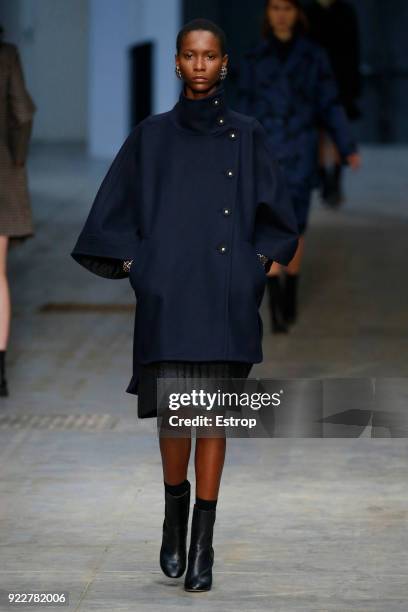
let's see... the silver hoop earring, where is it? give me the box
[219,65,228,81]
[175,65,183,80]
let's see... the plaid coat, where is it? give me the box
[0,42,36,245]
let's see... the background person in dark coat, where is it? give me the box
[305,0,362,206]
[0,25,36,397]
[237,0,360,332]
[71,19,298,593]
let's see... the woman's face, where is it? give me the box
[176,30,228,95]
[266,0,298,39]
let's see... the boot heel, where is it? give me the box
[184,505,216,592]
[0,380,9,397]
[160,483,191,578]
[0,351,8,397]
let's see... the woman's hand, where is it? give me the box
[347,152,361,170]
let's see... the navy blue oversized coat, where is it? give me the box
[71,83,299,395]
[237,35,356,231]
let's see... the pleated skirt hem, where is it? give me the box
[137,360,253,419]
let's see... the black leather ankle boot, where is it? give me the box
[266,275,288,333]
[322,165,344,208]
[318,165,330,203]
[160,482,191,578]
[283,273,299,325]
[184,504,216,592]
[328,164,344,207]
[0,351,8,397]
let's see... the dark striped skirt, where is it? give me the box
[137,360,253,419]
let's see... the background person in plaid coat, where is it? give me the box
[0,25,36,396]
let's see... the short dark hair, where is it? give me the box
[176,18,227,56]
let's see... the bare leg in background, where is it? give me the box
[267,234,305,277]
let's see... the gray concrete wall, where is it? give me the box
[0,0,88,143]
[88,0,182,157]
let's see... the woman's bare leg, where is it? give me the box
[265,235,305,278]
[285,234,305,275]
[194,437,226,500]
[319,130,341,168]
[267,260,282,276]
[159,435,192,484]
[0,236,10,350]
[319,131,343,205]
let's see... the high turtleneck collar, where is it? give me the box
[171,82,230,134]
[266,31,298,62]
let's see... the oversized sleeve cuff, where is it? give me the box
[70,129,142,280]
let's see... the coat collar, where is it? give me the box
[171,81,230,134]
[252,35,309,75]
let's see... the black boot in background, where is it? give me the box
[184,504,216,592]
[325,164,344,208]
[318,165,330,203]
[266,275,288,333]
[331,164,344,206]
[160,482,191,578]
[0,350,8,397]
[283,273,299,325]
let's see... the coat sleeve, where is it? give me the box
[252,119,299,266]
[315,47,357,160]
[70,129,142,279]
[7,45,36,165]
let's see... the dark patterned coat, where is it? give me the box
[71,83,299,396]
[237,35,356,228]
[0,42,36,245]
